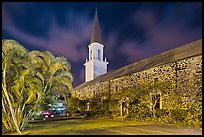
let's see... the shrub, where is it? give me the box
[171,109,188,122]
[155,109,169,118]
[128,103,152,121]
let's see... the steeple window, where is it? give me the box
[98,49,101,60]
[90,50,92,60]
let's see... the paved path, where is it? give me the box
[78,124,202,135]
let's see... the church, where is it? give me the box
[84,9,108,82]
[74,9,202,112]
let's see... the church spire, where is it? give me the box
[90,7,102,44]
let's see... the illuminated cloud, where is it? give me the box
[2,3,92,63]
[2,2,202,87]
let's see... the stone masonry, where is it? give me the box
[74,39,202,110]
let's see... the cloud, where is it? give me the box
[104,31,118,60]
[2,4,92,63]
[141,5,202,52]
[119,40,145,63]
[46,19,91,62]
[123,4,202,59]
[147,25,201,51]
[79,68,85,84]
[132,8,158,31]
[2,2,202,87]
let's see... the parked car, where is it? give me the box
[41,110,55,118]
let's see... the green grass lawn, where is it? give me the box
[5,118,147,135]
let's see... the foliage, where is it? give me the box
[66,97,87,116]
[2,39,73,134]
[79,78,202,127]
[128,103,153,121]
[40,94,58,111]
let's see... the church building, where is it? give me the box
[84,9,109,82]
[74,9,202,113]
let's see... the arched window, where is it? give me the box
[98,49,101,60]
[90,50,92,60]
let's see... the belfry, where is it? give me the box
[84,9,109,82]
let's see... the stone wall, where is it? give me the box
[176,55,202,109]
[74,54,202,109]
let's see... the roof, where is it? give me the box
[90,8,102,44]
[75,39,202,90]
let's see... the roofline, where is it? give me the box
[75,39,202,90]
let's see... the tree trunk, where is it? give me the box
[3,64,22,135]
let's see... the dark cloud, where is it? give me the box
[3,4,92,63]
[2,2,202,87]
[119,40,144,63]
[115,2,202,63]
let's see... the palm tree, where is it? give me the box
[2,40,73,135]
[2,39,29,135]
[28,50,73,103]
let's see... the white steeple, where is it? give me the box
[84,8,109,82]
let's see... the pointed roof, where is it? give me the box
[90,8,102,44]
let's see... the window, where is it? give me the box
[90,50,92,60]
[98,49,101,60]
[152,93,161,109]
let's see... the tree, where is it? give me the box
[29,50,73,103]
[2,39,29,135]
[2,39,73,135]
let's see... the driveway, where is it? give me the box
[78,124,202,135]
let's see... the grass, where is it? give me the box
[5,118,147,135]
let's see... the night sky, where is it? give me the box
[2,2,202,87]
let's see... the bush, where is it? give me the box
[171,109,188,122]
[128,103,152,121]
[155,109,168,118]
